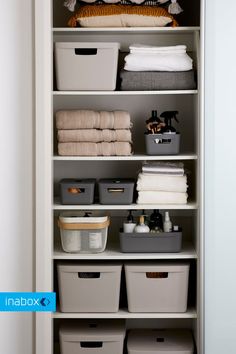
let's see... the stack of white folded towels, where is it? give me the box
[137,162,188,204]
[124,44,193,72]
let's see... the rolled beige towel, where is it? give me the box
[58,142,133,156]
[56,110,132,130]
[57,129,132,143]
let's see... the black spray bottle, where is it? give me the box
[160,111,179,134]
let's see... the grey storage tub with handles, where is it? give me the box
[60,320,126,354]
[57,262,122,312]
[145,133,180,155]
[98,178,135,205]
[119,231,182,253]
[125,262,190,313]
[59,178,96,205]
[127,329,194,354]
[55,42,120,90]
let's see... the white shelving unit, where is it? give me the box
[53,307,198,319]
[35,1,204,353]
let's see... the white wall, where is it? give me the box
[0,1,33,354]
[205,1,236,353]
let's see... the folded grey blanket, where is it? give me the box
[58,129,132,143]
[56,110,132,130]
[120,70,196,90]
[58,142,132,156]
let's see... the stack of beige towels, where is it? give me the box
[56,110,133,156]
[137,162,188,204]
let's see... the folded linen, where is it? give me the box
[56,110,132,130]
[57,129,132,143]
[137,191,188,204]
[142,162,184,175]
[124,52,193,72]
[129,44,187,55]
[120,70,196,90]
[137,173,187,192]
[58,142,132,156]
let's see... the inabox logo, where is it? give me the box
[0,292,56,312]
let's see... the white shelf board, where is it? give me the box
[53,200,198,210]
[53,90,198,96]
[53,242,197,260]
[53,307,197,319]
[53,27,200,34]
[53,154,198,161]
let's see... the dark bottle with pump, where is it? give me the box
[160,111,179,134]
[146,110,164,134]
[149,209,163,231]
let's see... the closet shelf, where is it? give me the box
[53,200,198,210]
[53,242,197,260]
[53,90,198,96]
[53,27,200,34]
[53,154,198,161]
[53,307,197,319]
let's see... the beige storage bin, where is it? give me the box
[55,42,120,90]
[58,213,110,253]
[127,329,194,354]
[60,320,125,354]
[57,262,122,312]
[125,262,190,313]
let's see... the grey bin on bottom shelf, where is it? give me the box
[119,231,182,253]
[127,329,194,354]
[60,320,125,354]
[57,262,122,313]
[59,178,96,205]
[145,133,180,155]
[98,178,135,205]
[125,262,190,313]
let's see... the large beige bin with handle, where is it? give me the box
[55,42,120,90]
[127,329,194,354]
[57,262,122,312]
[125,262,189,313]
[60,320,125,354]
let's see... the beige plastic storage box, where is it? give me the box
[58,213,110,253]
[125,262,189,312]
[60,320,125,354]
[57,262,122,312]
[127,329,194,354]
[55,42,120,90]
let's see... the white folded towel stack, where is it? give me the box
[124,44,193,72]
[136,162,188,204]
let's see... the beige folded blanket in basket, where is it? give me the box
[58,142,132,156]
[58,129,132,143]
[56,110,132,130]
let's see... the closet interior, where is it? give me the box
[35,1,204,353]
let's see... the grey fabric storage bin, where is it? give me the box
[57,262,122,312]
[119,231,182,253]
[60,320,126,354]
[55,42,120,91]
[125,262,189,313]
[98,179,135,205]
[127,329,194,354]
[120,70,196,91]
[59,178,96,205]
[145,134,180,155]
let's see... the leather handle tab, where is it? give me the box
[58,218,110,230]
